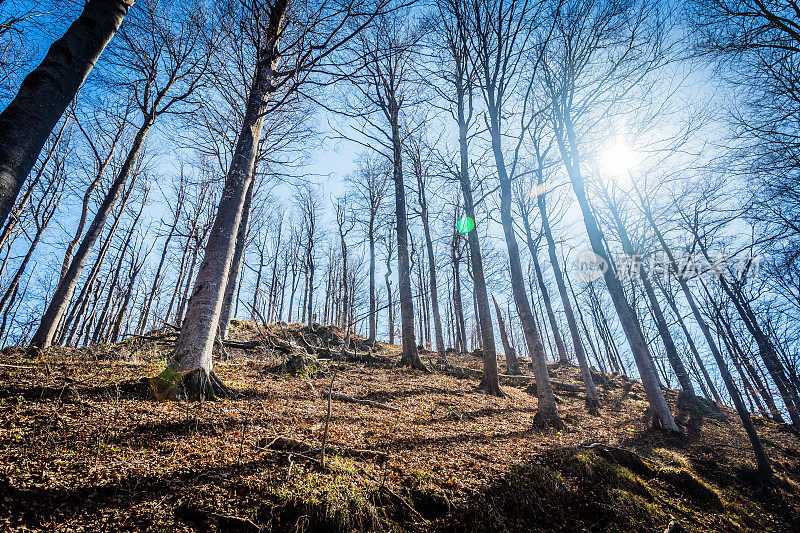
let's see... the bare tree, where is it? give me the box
[0,0,134,228]
[347,154,390,343]
[31,0,210,348]
[542,0,679,432]
[162,0,395,398]
[469,0,559,413]
[429,0,502,396]
[342,11,426,369]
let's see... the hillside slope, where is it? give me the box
[1,322,799,532]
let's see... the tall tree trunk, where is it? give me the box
[161,0,289,399]
[219,177,254,339]
[390,115,425,370]
[554,117,677,432]
[137,210,181,335]
[491,125,558,421]
[520,217,558,358]
[0,0,134,228]
[451,236,467,353]
[368,222,377,343]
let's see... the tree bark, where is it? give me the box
[219,177,254,339]
[0,0,134,228]
[164,0,289,399]
[391,116,425,370]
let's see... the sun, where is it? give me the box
[598,139,641,177]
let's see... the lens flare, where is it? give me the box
[455,216,475,234]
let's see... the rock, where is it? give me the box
[664,519,687,533]
[281,354,319,377]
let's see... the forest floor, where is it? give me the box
[1,321,799,532]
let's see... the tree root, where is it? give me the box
[532,410,565,430]
[149,365,233,401]
[477,377,505,397]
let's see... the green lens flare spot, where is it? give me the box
[456,217,475,234]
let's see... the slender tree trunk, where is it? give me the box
[554,117,677,432]
[657,280,723,403]
[0,0,134,228]
[693,238,800,428]
[368,223,377,343]
[30,110,152,348]
[451,239,467,353]
[491,125,557,420]
[535,191,601,409]
[493,295,521,374]
[137,213,180,335]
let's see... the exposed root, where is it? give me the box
[149,365,232,401]
[585,397,602,416]
[399,352,429,372]
[532,410,565,430]
[477,377,505,397]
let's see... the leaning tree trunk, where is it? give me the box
[694,238,800,429]
[536,180,601,411]
[157,0,288,400]
[489,115,558,421]
[219,177,255,340]
[0,0,134,228]
[555,115,678,432]
[656,280,723,404]
[521,213,567,364]
[30,113,152,349]
[603,191,696,398]
[456,98,502,396]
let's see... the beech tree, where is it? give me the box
[347,154,390,344]
[469,0,559,416]
[342,10,427,370]
[31,0,210,348]
[157,0,394,398]
[430,0,502,395]
[0,0,134,228]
